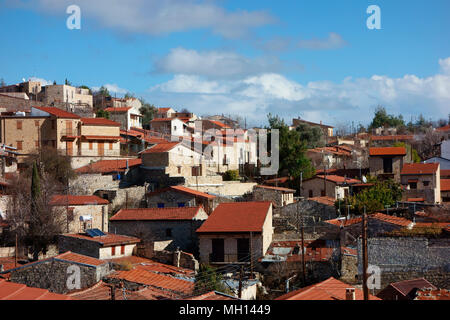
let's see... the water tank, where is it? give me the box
[15,111,26,117]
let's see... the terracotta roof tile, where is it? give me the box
[33,106,80,119]
[104,107,131,112]
[441,170,450,178]
[147,185,216,200]
[196,202,271,233]
[55,251,107,267]
[415,288,450,300]
[187,291,238,300]
[140,142,180,154]
[205,120,231,129]
[401,163,439,175]
[75,158,142,174]
[316,175,361,184]
[435,125,450,132]
[0,280,72,300]
[440,179,450,191]
[275,277,380,300]
[81,117,121,127]
[308,196,336,206]
[62,233,141,247]
[110,207,204,221]
[369,147,407,156]
[255,185,296,193]
[50,195,109,206]
[325,213,412,228]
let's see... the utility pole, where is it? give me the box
[362,207,369,300]
[15,233,18,268]
[300,208,306,285]
[238,266,243,299]
[250,231,254,280]
[299,171,303,198]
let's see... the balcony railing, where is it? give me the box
[209,253,252,264]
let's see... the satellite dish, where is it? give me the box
[22,78,26,82]
[362,176,367,183]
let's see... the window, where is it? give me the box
[109,142,113,150]
[157,203,165,208]
[16,141,23,150]
[89,141,93,150]
[111,246,116,256]
[166,228,172,237]
[321,190,326,197]
[309,190,313,198]
[383,157,393,174]
[16,121,22,130]
[177,166,182,174]
[35,140,39,148]
[178,203,185,207]
[409,182,417,189]
[423,181,430,187]
[121,245,125,255]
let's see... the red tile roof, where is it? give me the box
[50,195,109,206]
[140,142,180,154]
[62,233,141,247]
[0,257,18,273]
[187,291,237,300]
[108,268,194,295]
[104,107,131,113]
[440,179,450,191]
[81,117,121,127]
[0,280,72,300]
[308,196,336,206]
[205,120,231,129]
[108,256,195,277]
[148,185,216,199]
[157,108,172,113]
[435,125,450,132]
[68,280,172,300]
[415,288,450,300]
[407,198,425,202]
[441,170,450,178]
[196,202,271,233]
[275,277,380,300]
[75,158,142,174]
[110,207,205,221]
[401,163,439,175]
[150,118,176,122]
[370,135,414,141]
[254,185,296,193]
[325,213,412,228]
[33,106,80,119]
[54,251,107,267]
[369,147,407,156]
[316,175,361,184]
[264,177,291,185]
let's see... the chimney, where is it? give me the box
[346,288,356,300]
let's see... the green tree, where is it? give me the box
[194,264,232,295]
[267,114,315,180]
[393,142,421,163]
[78,85,92,95]
[337,179,402,215]
[223,170,240,181]
[369,106,405,130]
[139,98,157,127]
[31,161,41,213]
[124,92,135,99]
[97,86,111,97]
[96,109,110,119]
[295,122,325,149]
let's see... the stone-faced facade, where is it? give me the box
[400,163,441,204]
[8,251,110,294]
[196,202,273,265]
[109,206,208,253]
[49,195,109,234]
[58,233,140,260]
[369,147,407,182]
[253,185,295,207]
[301,175,360,200]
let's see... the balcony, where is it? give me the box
[61,129,80,140]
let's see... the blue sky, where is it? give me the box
[0,0,449,127]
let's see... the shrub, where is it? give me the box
[223,170,240,181]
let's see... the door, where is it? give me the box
[67,141,73,156]
[66,121,72,136]
[237,238,250,262]
[98,141,104,156]
[211,239,224,262]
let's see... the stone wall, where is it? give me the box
[151,250,199,272]
[0,94,42,111]
[10,259,110,294]
[187,181,257,197]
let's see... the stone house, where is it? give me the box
[140,141,205,178]
[292,118,334,138]
[307,146,352,169]
[104,106,143,130]
[400,163,441,204]
[155,107,176,119]
[324,213,413,246]
[58,232,140,260]
[109,206,208,253]
[376,278,437,300]
[0,106,81,160]
[253,185,295,207]
[301,175,360,200]
[196,202,273,265]
[369,147,407,182]
[146,185,217,214]
[7,251,110,294]
[78,117,121,157]
[150,118,187,137]
[49,195,109,234]
[39,84,93,110]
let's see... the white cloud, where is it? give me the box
[11,0,274,39]
[147,57,450,126]
[92,83,128,94]
[28,77,53,86]
[154,48,282,78]
[298,32,348,50]
[439,57,450,75]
